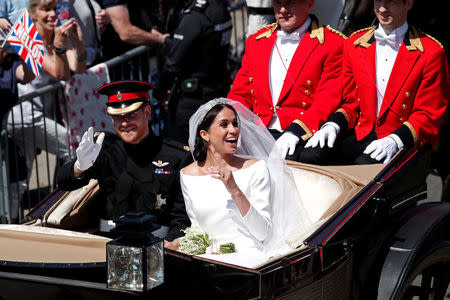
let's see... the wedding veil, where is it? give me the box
[188,98,311,256]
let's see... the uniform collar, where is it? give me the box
[354,23,424,53]
[124,129,163,160]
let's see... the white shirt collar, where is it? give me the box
[277,17,312,42]
[375,22,408,48]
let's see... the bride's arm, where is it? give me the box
[238,162,271,241]
[215,161,271,241]
[180,175,201,230]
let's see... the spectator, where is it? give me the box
[154,0,232,144]
[303,0,449,165]
[7,0,87,180]
[0,35,35,223]
[0,0,28,33]
[99,0,168,60]
[227,0,346,161]
[70,0,106,66]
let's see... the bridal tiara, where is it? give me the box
[196,98,229,125]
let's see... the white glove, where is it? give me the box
[363,135,399,163]
[305,123,339,148]
[275,132,300,158]
[74,127,105,171]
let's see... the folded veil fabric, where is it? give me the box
[188,98,312,256]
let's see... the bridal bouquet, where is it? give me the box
[178,227,236,255]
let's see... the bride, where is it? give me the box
[172,98,311,257]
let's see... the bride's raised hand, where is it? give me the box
[208,167,240,195]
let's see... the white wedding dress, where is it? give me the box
[180,160,271,255]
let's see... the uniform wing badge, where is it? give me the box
[152,160,169,167]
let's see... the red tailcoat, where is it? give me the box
[227,17,345,140]
[332,26,449,148]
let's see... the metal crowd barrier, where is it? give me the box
[0,1,247,224]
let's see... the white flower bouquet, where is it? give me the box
[178,227,236,255]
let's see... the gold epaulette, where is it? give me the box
[255,23,278,40]
[349,26,376,37]
[424,32,444,49]
[326,25,347,39]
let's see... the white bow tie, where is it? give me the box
[277,30,301,43]
[374,30,397,49]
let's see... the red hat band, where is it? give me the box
[108,91,149,103]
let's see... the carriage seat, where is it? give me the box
[286,161,384,247]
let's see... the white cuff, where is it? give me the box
[322,122,340,134]
[389,133,404,149]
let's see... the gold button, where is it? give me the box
[306,80,311,85]
[250,89,254,94]
[357,122,360,126]
[275,105,280,110]
[357,98,360,102]
[400,117,403,121]
[305,90,310,95]
[256,113,259,116]
[300,112,304,115]
[402,104,406,109]
[302,102,306,107]
[377,120,381,126]
[420,141,423,146]
[405,92,410,97]
[249,77,253,82]
[355,85,358,89]
[312,129,316,133]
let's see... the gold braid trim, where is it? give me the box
[293,119,313,141]
[424,32,444,49]
[349,26,376,37]
[336,108,350,124]
[326,25,347,39]
[353,26,376,48]
[255,23,278,40]
[404,121,418,146]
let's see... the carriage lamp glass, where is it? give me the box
[107,212,164,292]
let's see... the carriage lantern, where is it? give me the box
[106,212,164,292]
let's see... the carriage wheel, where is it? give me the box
[394,242,450,300]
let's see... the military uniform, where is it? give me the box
[57,81,191,241]
[301,25,449,165]
[227,15,346,143]
[155,0,232,144]
[329,25,449,149]
[57,131,191,240]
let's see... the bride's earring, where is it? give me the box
[204,138,209,142]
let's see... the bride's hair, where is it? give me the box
[193,103,237,162]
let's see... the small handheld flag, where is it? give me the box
[3,8,45,77]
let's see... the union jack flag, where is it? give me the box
[5,9,45,77]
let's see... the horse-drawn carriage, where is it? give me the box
[0,146,449,299]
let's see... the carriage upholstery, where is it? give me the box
[0,225,109,263]
[286,161,384,248]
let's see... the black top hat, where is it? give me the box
[97,80,155,116]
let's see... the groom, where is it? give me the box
[56,80,191,241]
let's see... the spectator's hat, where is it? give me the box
[97,80,155,116]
